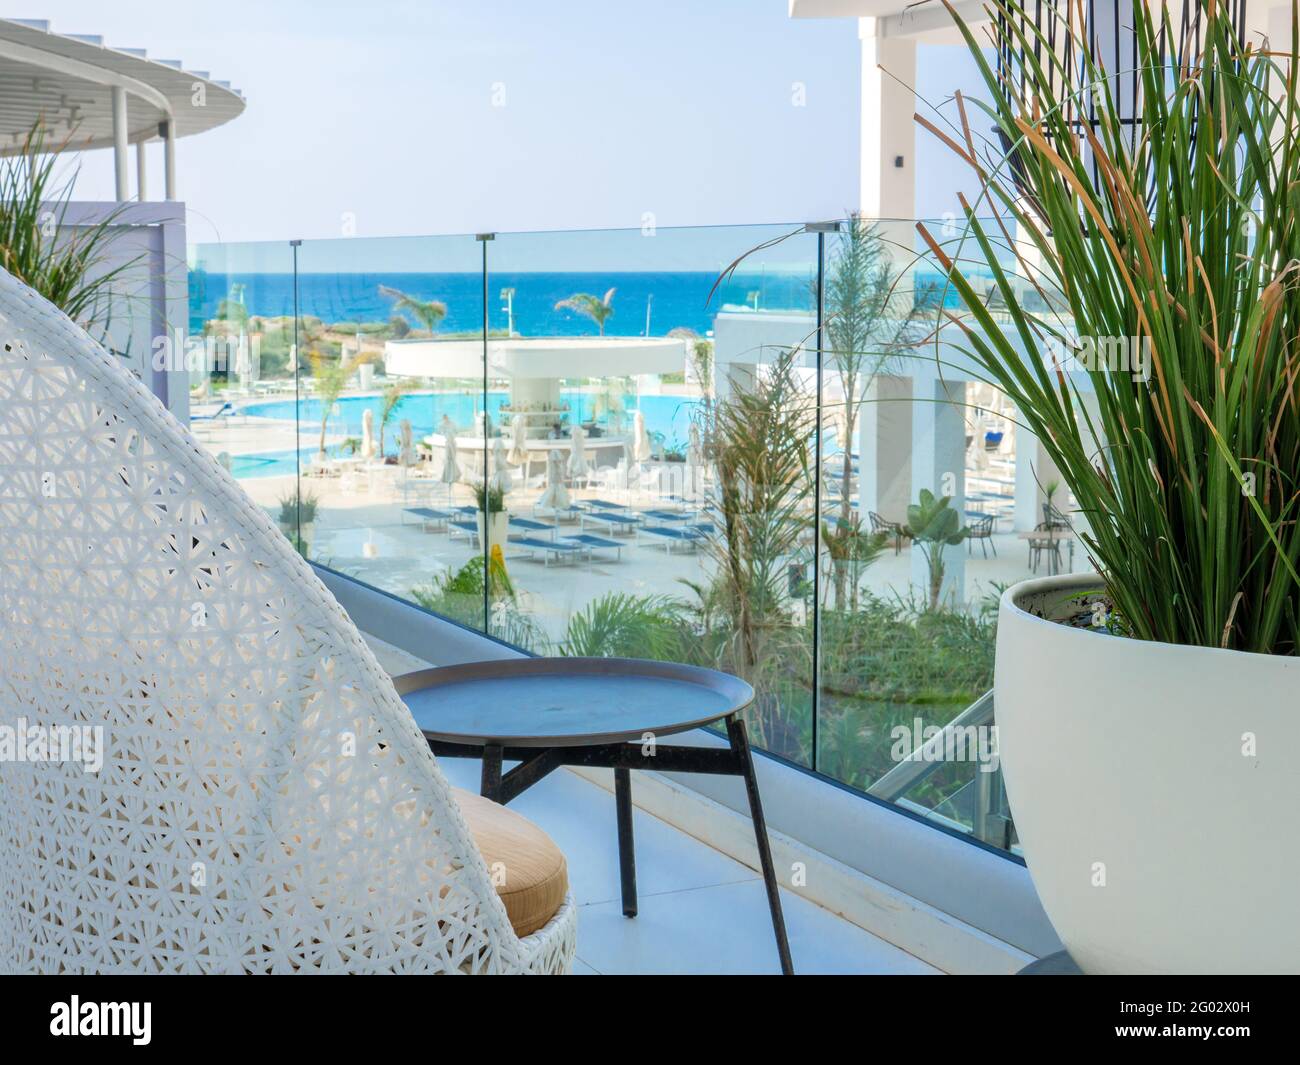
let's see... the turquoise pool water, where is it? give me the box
[232,391,701,479]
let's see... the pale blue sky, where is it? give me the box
[29,0,985,243]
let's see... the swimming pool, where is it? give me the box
[231,391,702,479]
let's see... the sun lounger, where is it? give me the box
[513,537,586,566]
[449,519,480,544]
[580,511,642,535]
[190,401,234,422]
[641,508,694,523]
[534,503,581,523]
[579,498,629,512]
[639,524,708,553]
[560,533,624,562]
[403,507,453,531]
[508,516,557,539]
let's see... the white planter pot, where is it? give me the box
[277,518,315,554]
[476,510,509,551]
[997,573,1300,974]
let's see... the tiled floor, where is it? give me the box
[436,755,938,975]
[364,632,937,975]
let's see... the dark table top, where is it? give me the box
[395,657,754,747]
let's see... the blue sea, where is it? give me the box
[189,270,818,338]
[188,267,964,337]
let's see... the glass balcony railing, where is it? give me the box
[185,218,1073,859]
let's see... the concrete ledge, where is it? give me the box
[568,763,1034,975]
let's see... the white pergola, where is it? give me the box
[385,335,690,476]
[0,17,245,201]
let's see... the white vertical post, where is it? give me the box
[1014,422,1063,531]
[163,119,177,200]
[858,18,917,306]
[858,19,916,222]
[136,139,149,201]
[858,374,913,521]
[111,85,129,202]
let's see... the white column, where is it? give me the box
[136,140,149,201]
[859,18,916,222]
[163,119,177,200]
[859,15,916,302]
[857,374,912,521]
[1013,421,1063,531]
[111,86,129,202]
[910,377,968,607]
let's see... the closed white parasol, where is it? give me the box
[686,421,705,498]
[567,424,588,480]
[489,436,513,495]
[507,415,528,466]
[632,409,652,464]
[361,408,377,460]
[399,419,415,467]
[536,449,572,512]
[438,414,461,484]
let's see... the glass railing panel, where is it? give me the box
[812,215,1079,853]
[487,223,819,764]
[183,219,1079,859]
[186,240,302,544]
[291,234,488,626]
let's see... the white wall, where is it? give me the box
[62,201,190,421]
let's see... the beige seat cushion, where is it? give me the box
[452,786,569,938]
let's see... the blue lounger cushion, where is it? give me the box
[642,525,705,541]
[515,537,583,556]
[509,516,556,533]
[563,534,621,549]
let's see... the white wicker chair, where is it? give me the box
[0,269,576,974]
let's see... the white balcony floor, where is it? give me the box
[366,635,939,975]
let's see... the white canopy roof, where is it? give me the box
[385,336,689,381]
[0,18,244,155]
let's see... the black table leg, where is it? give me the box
[726,714,794,976]
[614,766,637,917]
[481,743,503,802]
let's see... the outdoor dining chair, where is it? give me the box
[966,512,997,558]
[868,510,906,555]
[0,268,576,974]
[1027,520,1064,574]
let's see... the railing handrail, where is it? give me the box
[866,689,995,803]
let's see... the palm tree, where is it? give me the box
[554,288,616,335]
[817,215,929,528]
[379,284,447,334]
[309,347,375,460]
[377,378,417,458]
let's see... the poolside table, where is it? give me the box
[396,657,793,974]
[1017,526,1075,575]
